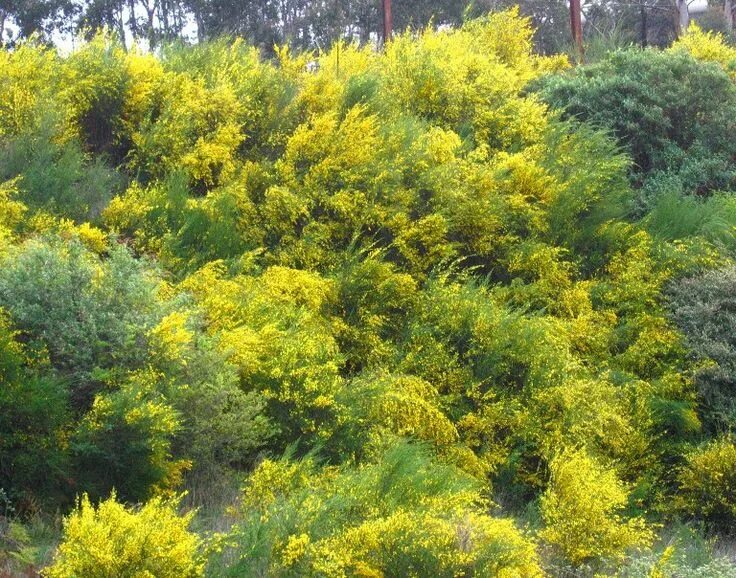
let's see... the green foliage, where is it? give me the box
[0,315,69,506]
[667,267,736,432]
[0,238,163,409]
[537,48,736,205]
[71,371,184,503]
[606,523,735,578]
[645,191,736,253]
[0,121,122,222]
[44,493,204,578]
[147,312,277,493]
[0,374,69,506]
[0,516,50,576]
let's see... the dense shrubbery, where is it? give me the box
[0,10,735,577]
[44,494,204,578]
[667,266,736,432]
[210,442,542,577]
[537,27,736,210]
[540,449,653,565]
[677,437,736,530]
[0,315,69,508]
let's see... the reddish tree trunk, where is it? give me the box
[570,0,584,62]
[383,0,392,44]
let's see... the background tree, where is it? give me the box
[0,0,76,45]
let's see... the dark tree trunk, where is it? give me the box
[640,5,648,47]
[117,4,127,49]
[128,0,139,40]
[144,0,157,48]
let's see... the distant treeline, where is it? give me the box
[1,0,735,54]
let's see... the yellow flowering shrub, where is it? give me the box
[316,509,542,578]
[0,179,26,249]
[180,262,343,445]
[44,493,203,578]
[528,377,649,471]
[148,311,195,365]
[541,449,654,565]
[102,179,177,256]
[52,219,110,254]
[131,73,243,187]
[73,222,108,253]
[672,24,736,79]
[60,34,129,153]
[0,40,61,139]
[121,50,165,137]
[216,441,541,577]
[381,8,553,150]
[677,437,736,529]
[344,373,459,450]
[261,265,336,311]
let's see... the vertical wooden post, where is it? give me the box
[640,5,648,47]
[383,0,392,44]
[570,0,584,63]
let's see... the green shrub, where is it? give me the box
[0,518,43,576]
[645,191,736,253]
[0,315,69,506]
[0,239,163,409]
[71,371,183,503]
[667,267,736,431]
[537,49,736,204]
[607,523,734,577]
[147,316,277,495]
[0,374,69,506]
[0,122,122,222]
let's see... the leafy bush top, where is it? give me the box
[537,48,736,204]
